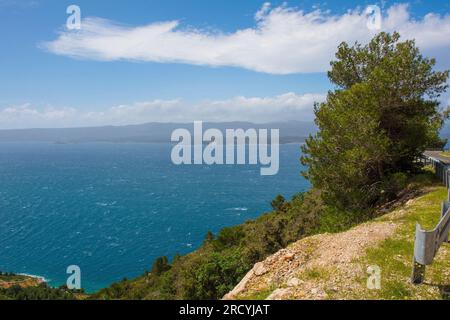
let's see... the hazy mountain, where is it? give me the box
[0,121,318,144]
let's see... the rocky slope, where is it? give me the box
[224,187,449,300]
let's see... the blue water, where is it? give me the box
[0,142,309,292]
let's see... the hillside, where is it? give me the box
[90,170,446,300]
[0,273,80,300]
[224,186,449,300]
[0,273,44,290]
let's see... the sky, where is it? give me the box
[1,0,450,129]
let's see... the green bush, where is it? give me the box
[0,283,78,300]
[151,256,171,276]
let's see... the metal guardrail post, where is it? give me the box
[445,167,448,188]
[412,156,450,284]
[411,197,450,284]
[444,193,450,244]
[411,256,426,284]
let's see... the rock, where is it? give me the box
[286,278,302,287]
[254,262,268,276]
[318,292,328,299]
[284,253,295,261]
[266,288,291,300]
[296,290,307,298]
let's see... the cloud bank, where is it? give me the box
[0,93,325,129]
[42,3,450,74]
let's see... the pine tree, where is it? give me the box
[301,32,449,211]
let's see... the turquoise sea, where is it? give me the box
[0,142,309,292]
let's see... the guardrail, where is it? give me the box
[411,156,450,284]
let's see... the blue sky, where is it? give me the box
[1,0,449,128]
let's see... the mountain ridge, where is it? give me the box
[0,121,317,143]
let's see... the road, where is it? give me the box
[423,150,450,165]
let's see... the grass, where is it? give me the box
[239,289,274,300]
[301,267,332,281]
[356,186,449,300]
[440,150,450,157]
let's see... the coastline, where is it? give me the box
[17,273,48,284]
[0,272,46,290]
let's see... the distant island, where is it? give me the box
[0,121,317,144]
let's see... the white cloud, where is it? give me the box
[42,3,450,74]
[0,93,325,129]
[255,2,271,21]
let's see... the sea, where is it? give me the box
[0,142,310,292]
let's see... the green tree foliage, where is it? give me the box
[302,32,449,211]
[271,195,290,212]
[0,283,77,300]
[151,256,171,276]
[203,231,215,245]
